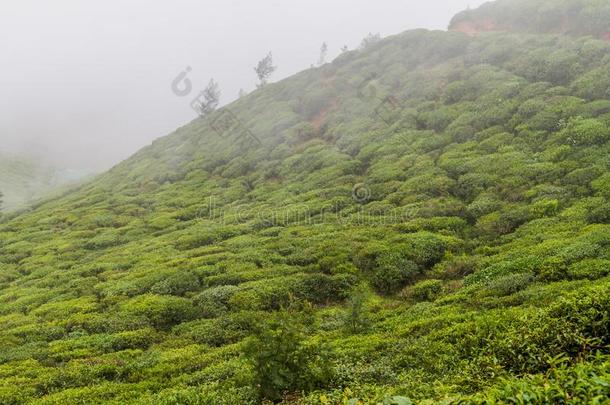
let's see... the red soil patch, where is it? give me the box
[451,18,497,36]
[452,21,479,36]
[310,98,339,133]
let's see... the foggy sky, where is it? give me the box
[0,0,486,172]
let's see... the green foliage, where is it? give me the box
[561,116,610,145]
[461,354,610,404]
[567,259,610,280]
[245,308,332,401]
[592,173,610,198]
[484,272,534,296]
[371,251,420,295]
[194,285,240,317]
[121,294,196,329]
[409,279,444,302]
[150,271,201,296]
[1,2,610,403]
[343,284,371,333]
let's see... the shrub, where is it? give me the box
[110,328,158,350]
[466,357,610,404]
[530,199,559,218]
[485,272,534,297]
[586,203,610,224]
[175,231,216,250]
[194,285,240,317]
[150,271,201,296]
[372,252,420,295]
[245,309,333,401]
[592,174,610,199]
[296,273,356,304]
[464,257,541,286]
[355,234,445,294]
[174,311,261,346]
[561,117,610,146]
[476,208,531,238]
[435,256,478,279]
[398,233,447,268]
[467,286,610,375]
[410,279,444,302]
[121,294,196,330]
[353,242,388,274]
[567,259,610,280]
[343,284,371,333]
[83,231,122,250]
[536,257,569,281]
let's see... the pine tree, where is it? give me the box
[193,79,221,116]
[254,52,276,88]
[318,42,328,65]
[360,32,381,49]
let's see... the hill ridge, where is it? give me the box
[450,0,610,40]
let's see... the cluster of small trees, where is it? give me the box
[196,32,379,116]
[194,53,277,116]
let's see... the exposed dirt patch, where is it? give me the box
[451,18,497,36]
[310,98,339,134]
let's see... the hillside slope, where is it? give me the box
[1,1,610,403]
[450,0,610,39]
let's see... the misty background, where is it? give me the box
[0,0,486,174]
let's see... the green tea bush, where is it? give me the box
[174,311,260,346]
[435,256,478,279]
[409,279,444,302]
[150,271,201,296]
[193,285,240,317]
[484,272,534,296]
[295,273,356,304]
[587,202,610,224]
[398,233,447,268]
[121,294,196,330]
[371,252,420,295]
[561,117,610,146]
[567,259,610,280]
[464,355,610,404]
[592,173,610,198]
[83,231,122,250]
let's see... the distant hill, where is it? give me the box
[0,0,609,403]
[0,152,89,212]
